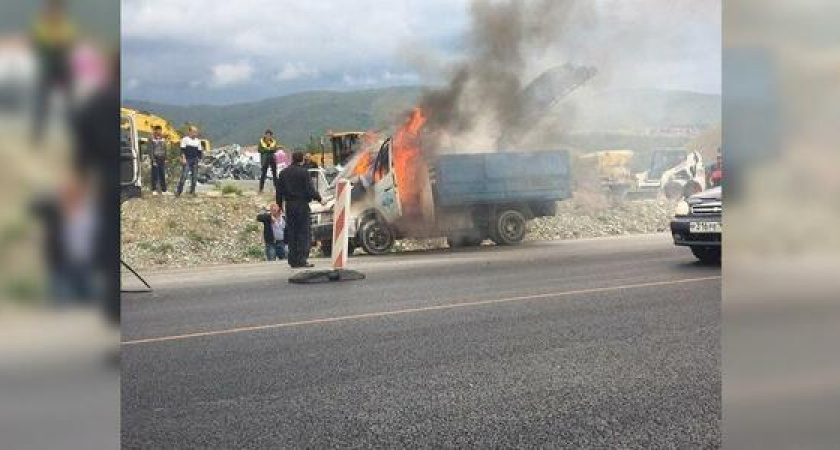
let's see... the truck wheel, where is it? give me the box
[691,246,721,264]
[490,209,527,245]
[359,218,394,255]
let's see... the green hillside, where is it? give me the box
[124,87,423,148]
[124,86,720,149]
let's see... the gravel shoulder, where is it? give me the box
[121,193,675,270]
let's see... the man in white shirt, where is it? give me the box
[176,126,203,196]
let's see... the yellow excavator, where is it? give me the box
[119,107,211,153]
[321,131,368,168]
[577,150,635,199]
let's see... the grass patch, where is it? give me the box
[220,183,242,196]
[137,241,175,253]
[243,222,259,234]
[166,219,179,230]
[186,230,210,245]
[3,277,44,306]
[244,245,264,259]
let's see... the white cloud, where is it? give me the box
[342,71,419,87]
[342,73,379,87]
[275,62,319,81]
[382,71,419,83]
[209,61,254,88]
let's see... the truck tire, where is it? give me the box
[358,217,394,255]
[489,209,527,245]
[691,246,721,264]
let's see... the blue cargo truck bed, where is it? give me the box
[429,151,572,207]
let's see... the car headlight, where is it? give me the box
[675,200,690,216]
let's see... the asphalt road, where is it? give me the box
[122,234,720,448]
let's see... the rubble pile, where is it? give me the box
[526,199,675,241]
[121,195,274,269]
[121,196,675,270]
[196,144,262,184]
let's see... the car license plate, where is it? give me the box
[690,221,721,234]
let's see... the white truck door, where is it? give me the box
[373,139,402,222]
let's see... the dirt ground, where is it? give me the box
[121,192,675,270]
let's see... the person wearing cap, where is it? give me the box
[176,126,203,196]
[258,129,280,194]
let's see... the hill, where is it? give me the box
[560,88,720,131]
[124,87,423,148]
[124,87,720,149]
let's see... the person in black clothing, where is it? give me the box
[276,152,323,268]
[69,50,120,326]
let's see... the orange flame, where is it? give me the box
[351,151,373,177]
[393,108,428,217]
[349,131,379,177]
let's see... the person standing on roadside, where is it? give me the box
[274,145,289,171]
[148,125,168,195]
[276,152,323,268]
[176,126,202,197]
[258,129,279,194]
[30,0,77,143]
[256,202,286,261]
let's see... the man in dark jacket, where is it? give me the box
[276,152,323,268]
[256,202,286,261]
[148,125,168,195]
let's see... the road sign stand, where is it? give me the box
[289,179,365,284]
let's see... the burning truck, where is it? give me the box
[310,109,573,255]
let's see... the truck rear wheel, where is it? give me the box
[490,209,527,245]
[358,218,394,255]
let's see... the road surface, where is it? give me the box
[122,234,720,448]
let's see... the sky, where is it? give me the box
[121,0,721,105]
